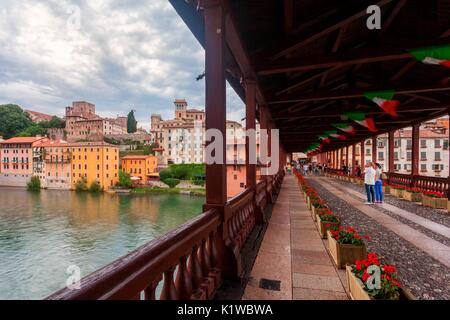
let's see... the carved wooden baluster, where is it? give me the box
[175,254,193,300]
[160,266,178,300]
[144,278,159,300]
[199,238,211,276]
[209,231,218,269]
[188,245,203,292]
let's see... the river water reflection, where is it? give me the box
[0,187,204,299]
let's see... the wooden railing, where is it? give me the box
[46,170,285,300]
[47,209,222,300]
[387,173,448,194]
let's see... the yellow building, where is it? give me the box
[121,155,158,185]
[70,141,119,190]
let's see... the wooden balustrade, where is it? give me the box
[46,209,222,300]
[387,173,448,195]
[46,171,285,300]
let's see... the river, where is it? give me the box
[0,187,204,299]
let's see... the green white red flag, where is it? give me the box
[409,45,450,68]
[332,123,356,135]
[345,112,377,132]
[364,90,399,117]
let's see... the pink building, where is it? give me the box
[0,137,48,186]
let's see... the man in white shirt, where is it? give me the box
[364,162,376,204]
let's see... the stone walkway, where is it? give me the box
[242,175,348,300]
[315,176,450,267]
[308,175,450,299]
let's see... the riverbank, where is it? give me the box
[131,187,205,197]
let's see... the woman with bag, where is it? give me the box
[374,162,384,204]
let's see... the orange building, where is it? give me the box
[70,141,119,190]
[121,155,158,185]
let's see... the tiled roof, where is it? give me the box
[0,137,46,144]
[122,155,154,160]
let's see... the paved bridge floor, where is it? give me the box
[242,175,348,300]
[243,174,450,300]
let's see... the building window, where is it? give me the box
[406,152,412,161]
[420,140,427,148]
[394,139,400,148]
[435,152,441,161]
[378,152,384,160]
[406,140,412,150]
[420,152,426,160]
[421,164,427,172]
[435,140,441,148]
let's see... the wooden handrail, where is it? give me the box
[46,172,285,300]
[47,209,221,300]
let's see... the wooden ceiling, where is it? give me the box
[170,0,450,153]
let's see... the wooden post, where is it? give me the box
[245,79,256,190]
[372,136,377,164]
[411,124,420,181]
[388,131,395,173]
[203,0,233,279]
[360,141,365,167]
[345,146,349,168]
[351,144,356,175]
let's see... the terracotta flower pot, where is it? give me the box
[327,231,367,269]
[316,215,340,238]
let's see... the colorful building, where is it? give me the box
[70,141,119,190]
[40,140,72,189]
[0,137,48,187]
[121,155,158,185]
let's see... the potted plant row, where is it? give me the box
[346,253,415,300]
[327,226,367,269]
[315,209,340,238]
[422,191,447,209]
[402,187,423,202]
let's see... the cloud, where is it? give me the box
[0,0,245,130]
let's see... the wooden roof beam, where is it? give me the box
[270,0,393,60]
[268,81,450,104]
[258,37,450,75]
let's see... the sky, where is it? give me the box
[0,0,245,130]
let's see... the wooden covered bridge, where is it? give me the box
[48,0,449,300]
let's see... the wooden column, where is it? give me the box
[360,141,365,167]
[388,131,395,173]
[412,124,420,176]
[204,0,227,206]
[351,144,356,175]
[372,136,377,163]
[245,79,256,190]
[339,148,343,169]
[345,146,349,168]
[447,110,450,199]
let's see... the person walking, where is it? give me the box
[374,163,384,203]
[364,162,376,204]
[303,163,309,176]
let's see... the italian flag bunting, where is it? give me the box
[345,112,377,132]
[332,123,356,135]
[324,130,346,140]
[318,136,331,143]
[364,90,399,117]
[409,45,450,68]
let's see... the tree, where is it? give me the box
[118,170,132,188]
[18,125,47,137]
[0,104,33,138]
[89,180,102,193]
[27,176,41,191]
[40,116,65,129]
[127,110,137,133]
[163,178,180,188]
[75,177,88,191]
